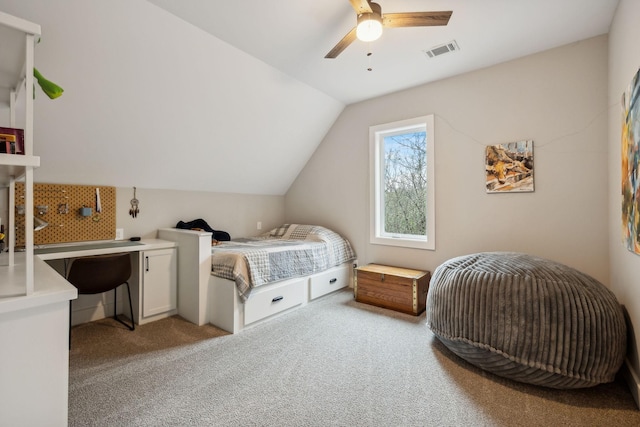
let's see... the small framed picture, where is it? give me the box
[485,140,534,193]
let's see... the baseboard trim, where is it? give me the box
[622,358,640,410]
[71,303,112,326]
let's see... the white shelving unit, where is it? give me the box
[0,12,75,425]
[0,10,41,295]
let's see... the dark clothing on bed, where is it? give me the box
[176,219,231,241]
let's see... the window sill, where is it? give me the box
[370,236,435,251]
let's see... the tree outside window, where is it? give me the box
[370,115,435,250]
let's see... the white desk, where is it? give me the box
[34,238,174,261]
[0,252,77,314]
[0,250,77,427]
[0,239,176,307]
[0,238,177,427]
[35,239,178,326]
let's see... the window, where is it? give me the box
[369,115,435,250]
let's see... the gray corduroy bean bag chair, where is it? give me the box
[426,252,627,389]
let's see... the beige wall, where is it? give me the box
[1,187,284,247]
[0,0,343,196]
[286,35,609,287]
[608,0,640,398]
[114,187,285,240]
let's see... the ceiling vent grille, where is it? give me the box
[423,40,460,59]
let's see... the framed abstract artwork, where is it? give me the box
[485,140,534,193]
[621,68,640,255]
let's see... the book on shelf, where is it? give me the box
[0,127,24,154]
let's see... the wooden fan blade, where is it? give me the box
[383,11,452,28]
[349,0,373,15]
[325,27,357,58]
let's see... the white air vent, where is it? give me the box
[423,40,460,59]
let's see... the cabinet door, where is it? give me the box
[142,248,177,318]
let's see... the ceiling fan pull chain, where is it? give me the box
[367,48,373,71]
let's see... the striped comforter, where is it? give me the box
[211,224,356,301]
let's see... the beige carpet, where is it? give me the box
[69,289,640,426]
[70,313,228,369]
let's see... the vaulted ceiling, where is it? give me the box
[0,0,620,196]
[146,0,620,104]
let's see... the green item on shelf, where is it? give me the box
[33,67,64,99]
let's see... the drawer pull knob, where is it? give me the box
[272,296,284,303]
[329,278,337,284]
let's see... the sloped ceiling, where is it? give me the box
[146,0,620,104]
[0,0,343,195]
[0,0,619,196]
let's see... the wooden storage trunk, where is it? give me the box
[355,264,430,315]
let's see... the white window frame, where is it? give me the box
[369,115,435,250]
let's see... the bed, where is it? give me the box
[158,224,357,333]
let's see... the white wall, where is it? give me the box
[114,186,284,240]
[608,0,640,401]
[1,0,300,245]
[0,0,343,196]
[286,35,610,286]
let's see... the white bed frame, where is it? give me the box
[158,228,355,333]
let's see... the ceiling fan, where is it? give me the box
[325,0,453,59]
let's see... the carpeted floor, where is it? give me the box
[69,289,640,426]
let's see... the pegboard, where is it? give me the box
[14,183,116,245]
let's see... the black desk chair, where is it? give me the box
[67,253,135,344]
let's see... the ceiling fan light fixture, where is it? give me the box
[325,2,452,59]
[356,2,383,42]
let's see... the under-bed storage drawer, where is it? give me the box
[309,264,351,300]
[244,278,305,325]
